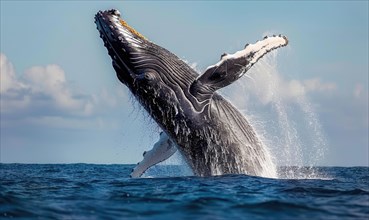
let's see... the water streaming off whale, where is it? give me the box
[94,9,330,179]
[145,51,328,180]
[223,51,328,179]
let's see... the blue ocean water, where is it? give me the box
[1,164,368,219]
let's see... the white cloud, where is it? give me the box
[235,53,337,105]
[0,53,124,121]
[303,78,337,93]
[1,54,32,111]
[24,64,94,115]
[0,54,28,93]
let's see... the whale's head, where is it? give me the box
[95,9,288,126]
[95,9,199,124]
[95,9,150,87]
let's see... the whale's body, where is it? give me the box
[95,9,288,177]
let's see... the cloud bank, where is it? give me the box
[1,53,126,129]
[1,54,96,117]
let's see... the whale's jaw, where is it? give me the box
[94,9,148,88]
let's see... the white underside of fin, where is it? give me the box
[205,35,288,73]
[130,132,177,178]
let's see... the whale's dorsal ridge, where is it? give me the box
[190,35,288,101]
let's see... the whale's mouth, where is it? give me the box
[94,9,147,85]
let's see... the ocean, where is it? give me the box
[1,164,368,219]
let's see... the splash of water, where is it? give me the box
[141,50,328,179]
[224,50,328,179]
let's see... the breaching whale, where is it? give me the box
[95,9,288,177]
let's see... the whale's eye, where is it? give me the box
[142,72,157,81]
[145,72,154,80]
[137,70,159,82]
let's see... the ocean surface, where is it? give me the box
[1,164,368,219]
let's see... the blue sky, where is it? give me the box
[0,1,368,166]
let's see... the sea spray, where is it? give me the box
[140,49,328,179]
[223,50,328,179]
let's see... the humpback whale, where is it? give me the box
[95,9,288,177]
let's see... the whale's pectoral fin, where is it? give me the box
[190,35,288,101]
[130,132,177,178]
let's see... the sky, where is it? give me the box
[0,1,368,166]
